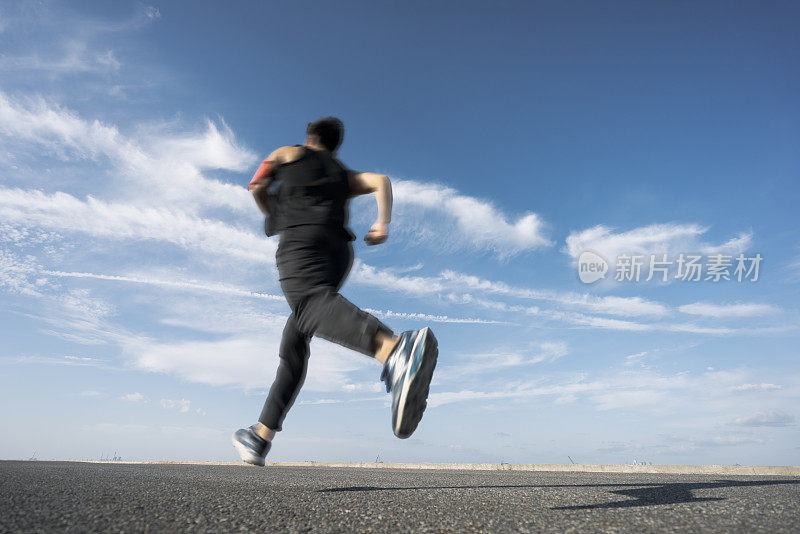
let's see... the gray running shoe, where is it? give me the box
[380,327,438,439]
[232,425,271,466]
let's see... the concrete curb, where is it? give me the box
[69,461,800,476]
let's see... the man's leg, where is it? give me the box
[255,313,310,440]
[374,331,399,364]
[253,310,396,443]
[328,234,399,365]
[290,287,396,357]
[250,307,395,445]
[231,313,312,462]
[292,286,439,440]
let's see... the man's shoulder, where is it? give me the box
[271,145,305,164]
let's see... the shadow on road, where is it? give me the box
[317,479,800,510]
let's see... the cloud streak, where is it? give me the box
[564,223,753,268]
[120,392,148,403]
[42,269,284,301]
[731,411,795,427]
[679,302,778,317]
[390,179,552,257]
[0,187,274,264]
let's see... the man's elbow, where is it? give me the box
[376,174,390,192]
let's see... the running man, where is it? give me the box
[232,117,439,466]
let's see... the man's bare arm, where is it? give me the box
[251,181,272,215]
[348,170,392,245]
[248,147,291,215]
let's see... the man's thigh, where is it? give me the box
[277,226,348,308]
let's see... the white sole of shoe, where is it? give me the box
[394,327,433,438]
[231,434,265,467]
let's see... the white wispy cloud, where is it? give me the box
[428,367,798,414]
[624,351,649,367]
[389,179,552,257]
[298,394,385,406]
[298,399,341,406]
[0,91,256,213]
[129,336,282,389]
[341,383,383,393]
[731,411,795,427]
[437,341,569,381]
[0,40,123,75]
[679,302,778,317]
[540,310,654,332]
[58,287,116,322]
[2,355,107,367]
[120,392,149,403]
[731,383,782,393]
[356,265,788,335]
[0,3,161,77]
[363,307,507,325]
[41,269,503,324]
[144,6,161,20]
[0,187,273,264]
[40,269,504,329]
[0,248,42,296]
[42,269,283,301]
[596,432,768,456]
[88,423,225,442]
[591,389,668,411]
[351,260,445,296]
[0,249,146,347]
[95,50,120,70]
[440,270,668,317]
[160,398,192,413]
[125,333,377,392]
[564,223,752,265]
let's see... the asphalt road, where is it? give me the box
[1,461,798,533]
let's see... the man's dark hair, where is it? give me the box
[306,117,344,152]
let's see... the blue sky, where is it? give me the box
[1,0,798,465]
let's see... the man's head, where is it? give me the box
[306,117,344,153]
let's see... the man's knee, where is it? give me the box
[279,315,311,368]
[293,288,338,334]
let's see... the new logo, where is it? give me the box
[578,251,608,284]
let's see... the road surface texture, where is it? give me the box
[1,461,798,533]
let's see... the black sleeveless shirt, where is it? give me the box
[264,145,355,241]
